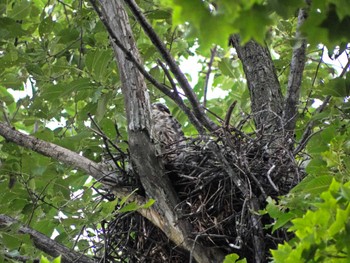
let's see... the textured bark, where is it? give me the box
[0,122,116,186]
[0,214,96,263]
[283,8,308,132]
[98,0,224,262]
[230,37,284,134]
[0,122,187,262]
[124,0,218,132]
[229,38,285,263]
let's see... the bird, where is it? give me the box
[151,103,186,161]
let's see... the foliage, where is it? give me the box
[159,0,350,49]
[0,0,350,262]
[270,179,350,263]
[41,255,61,263]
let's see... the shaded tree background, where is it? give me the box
[1,0,350,262]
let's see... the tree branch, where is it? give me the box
[0,214,96,263]
[230,36,284,134]
[123,0,219,132]
[0,123,209,263]
[88,0,205,134]
[98,1,224,262]
[204,46,217,108]
[283,7,308,132]
[294,54,350,155]
[157,59,205,134]
[0,122,118,186]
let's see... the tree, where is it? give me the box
[0,0,350,262]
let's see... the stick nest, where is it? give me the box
[101,128,304,262]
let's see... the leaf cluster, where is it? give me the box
[271,179,350,263]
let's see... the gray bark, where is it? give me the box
[0,122,117,186]
[230,37,284,134]
[98,0,224,262]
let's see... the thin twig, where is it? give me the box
[203,46,217,108]
[224,100,237,128]
[157,59,177,92]
[266,165,278,192]
[301,47,324,116]
[295,56,350,155]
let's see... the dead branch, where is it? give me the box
[204,46,217,108]
[0,121,117,186]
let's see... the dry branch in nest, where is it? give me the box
[97,123,304,262]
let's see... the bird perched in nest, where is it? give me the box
[151,103,186,161]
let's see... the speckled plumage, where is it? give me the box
[151,103,185,160]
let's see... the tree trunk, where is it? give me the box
[98,0,225,262]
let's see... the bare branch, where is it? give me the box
[295,56,350,155]
[224,100,237,128]
[0,214,96,263]
[157,60,206,133]
[283,7,308,132]
[123,0,219,132]
[0,122,118,186]
[204,46,217,108]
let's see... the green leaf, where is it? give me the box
[118,202,139,213]
[85,50,114,82]
[96,92,110,122]
[291,175,333,196]
[141,199,155,209]
[322,77,350,97]
[52,256,62,263]
[8,0,32,20]
[40,255,50,263]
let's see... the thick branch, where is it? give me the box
[88,0,204,134]
[0,214,95,263]
[230,37,284,133]
[123,0,219,132]
[0,122,117,186]
[283,7,308,132]
[98,1,224,262]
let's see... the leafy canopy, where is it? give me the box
[0,0,350,261]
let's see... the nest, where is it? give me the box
[99,127,303,262]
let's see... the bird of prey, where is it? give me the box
[151,103,186,161]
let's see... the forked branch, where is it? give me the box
[123,0,219,132]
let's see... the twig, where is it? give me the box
[224,100,237,128]
[301,47,324,116]
[208,141,250,198]
[123,0,218,132]
[266,165,278,192]
[157,59,177,92]
[203,46,217,108]
[295,56,350,155]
